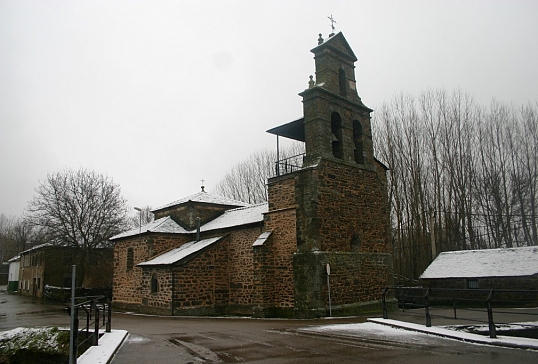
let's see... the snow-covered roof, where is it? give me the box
[112,203,267,241]
[420,246,538,279]
[20,242,58,254]
[153,191,249,212]
[111,216,190,240]
[8,255,20,263]
[138,236,224,267]
[253,231,272,247]
[200,203,267,232]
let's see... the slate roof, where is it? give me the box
[153,191,249,212]
[111,203,268,240]
[420,246,538,279]
[137,236,224,267]
[111,216,190,240]
[200,203,268,232]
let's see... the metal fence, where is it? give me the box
[274,153,305,177]
[382,287,538,338]
[65,295,111,363]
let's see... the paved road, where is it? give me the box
[1,290,537,363]
[109,313,538,364]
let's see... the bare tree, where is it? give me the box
[373,90,538,281]
[214,143,304,204]
[131,205,155,228]
[25,168,130,282]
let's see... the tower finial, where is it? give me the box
[328,14,337,36]
[201,179,205,192]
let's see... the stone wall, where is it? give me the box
[224,226,266,313]
[292,157,392,317]
[112,233,189,309]
[252,174,299,317]
[170,235,229,315]
[293,251,392,318]
[296,159,390,253]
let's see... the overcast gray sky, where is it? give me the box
[1,0,537,217]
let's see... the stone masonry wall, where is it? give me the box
[293,251,393,318]
[253,174,298,316]
[141,268,173,314]
[226,226,264,312]
[170,237,229,315]
[112,233,189,309]
[297,159,390,254]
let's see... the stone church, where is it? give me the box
[111,32,393,318]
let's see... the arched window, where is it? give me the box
[353,120,364,164]
[126,248,134,270]
[339,68,347,97]
[350,234,361,250]
[150,273,159,293]
[331,112,343,159]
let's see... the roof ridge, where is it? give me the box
[224,202,268,212]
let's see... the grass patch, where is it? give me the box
[0,327,70,364]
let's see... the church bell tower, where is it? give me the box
[301,32,374,169]
[265,32,393,318]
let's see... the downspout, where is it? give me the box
[196,217,201,242]
[170,266,175,316]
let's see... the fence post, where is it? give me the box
[69,265,77,364]
[487,289,497,339]
[106,297,112,333]
[424,288,431,327]
[453,290,457,319]
[72,312,78,364]
[382,287,388,319]
[94,302,100,346]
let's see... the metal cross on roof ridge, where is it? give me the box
[328,14,337,33]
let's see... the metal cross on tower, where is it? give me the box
[328,14,337,33]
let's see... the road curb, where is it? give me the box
[78,329,129,364]
[368,318,538,351]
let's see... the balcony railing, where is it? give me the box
[274,153,305,177]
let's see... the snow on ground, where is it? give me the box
[77,329,128,364]
[300,320,538,350]
[369,318,538,350]
[0,327,65,353]
[300,321,444,346]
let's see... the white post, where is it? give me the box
[69,265,76,364]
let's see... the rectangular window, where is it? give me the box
[467,279,479,289]
[127,248,134,270]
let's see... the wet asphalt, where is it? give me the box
[1,289,537,363]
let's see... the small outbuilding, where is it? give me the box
[19,243,113,298]
[420,246,538,290]
[7,255,20,292]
